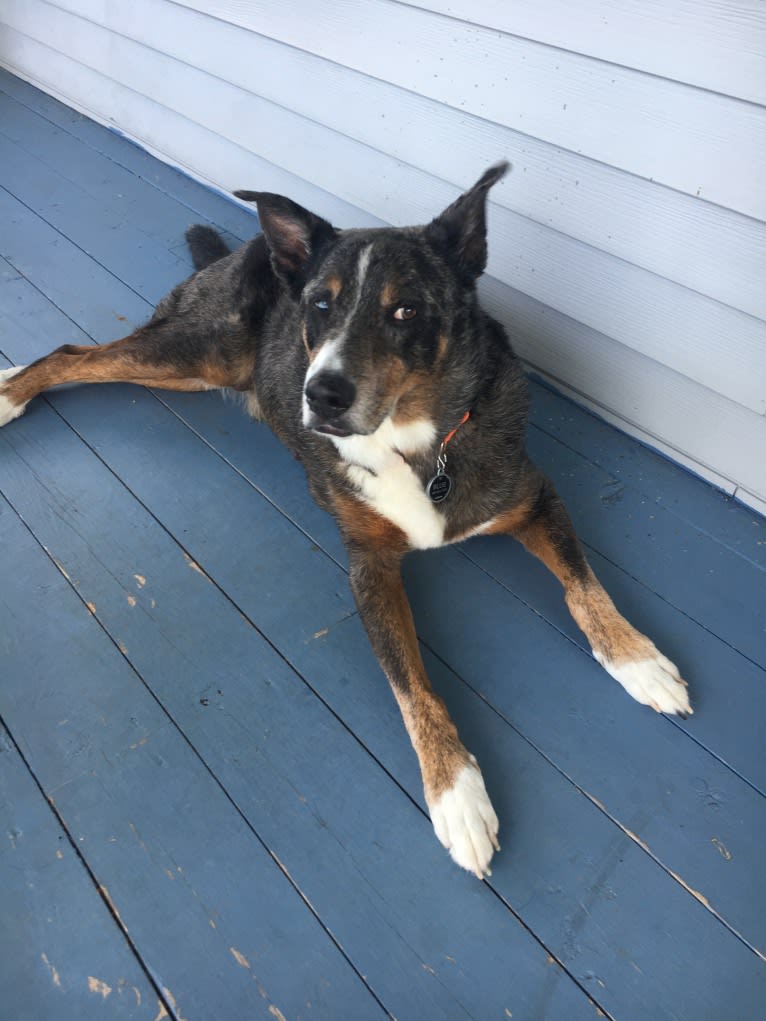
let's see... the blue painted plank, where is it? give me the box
[0,496,389,1021]
[6,347,765,1019]
[406,546,766,944]
[0,385,600,1021]
[5,389,765,1021]
[0,726,159,1019]
[0,70,258,240]
[524,424,766,670]
[0,188,151,338]
[528,377,766,568]
[0,133,190,306]
[0,89,249,252]
[462,535,766,794]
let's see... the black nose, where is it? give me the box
[305,372,356,421]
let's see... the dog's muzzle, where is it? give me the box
[304,370,356,436]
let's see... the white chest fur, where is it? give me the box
[331,418,447,550]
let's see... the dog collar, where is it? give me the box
[426,411,471,503]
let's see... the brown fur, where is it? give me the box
[333,492,470,798]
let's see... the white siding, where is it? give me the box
[1,0,765,509]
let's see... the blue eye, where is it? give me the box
[314,298,330,311]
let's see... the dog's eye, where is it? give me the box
[314,298,330,312]
[393,306,417,321]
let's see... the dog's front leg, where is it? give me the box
[339,503,499,878]
[489,470,692,716]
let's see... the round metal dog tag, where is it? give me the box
[427,472,452,503]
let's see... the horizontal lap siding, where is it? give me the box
[1,0,764,507]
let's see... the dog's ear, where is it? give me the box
[234,191,337,293]
[424,162,509,282]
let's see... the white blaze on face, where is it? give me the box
[302,245,373,426]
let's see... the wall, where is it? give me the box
[1,0,765,511]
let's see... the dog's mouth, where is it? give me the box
[312,422,353,438]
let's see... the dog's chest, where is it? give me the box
[331,419,447,550]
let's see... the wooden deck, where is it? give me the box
[1,70,765,1021]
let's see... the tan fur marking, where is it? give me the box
[481,498,536,537]
[379,280,401,307]
[392,369,441,425]
[302,322,312,361]
[2,333,250,405]
[566,578,658,665]
[395,687,469,799]
[501,502,657,665]
[325,275,342,300]
[332,490,409,554]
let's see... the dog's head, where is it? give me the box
[235,163,508,438]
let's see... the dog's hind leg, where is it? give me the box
[487,470,692,717]
[334,494,500,879]
[0,318,252,427]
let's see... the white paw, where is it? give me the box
[429,759,500,879]
[0,366,28,427]
[595,649,692,717]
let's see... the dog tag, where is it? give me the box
[426,472,452,503]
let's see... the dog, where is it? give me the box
[0,162,691,878]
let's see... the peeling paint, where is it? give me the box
[711,837,732,861]
[85,601,97,615]
[127,595,137,607]
[230,947,251,969]
[184,552,211,580]
[268,1007,288,1021]
[41,953,61,988]
[313,627,329,639]
[153,1002,169,1021]
[421,962,435,975]
[621,826,650,854]
[49,554,72,581]
[505,1010,513,1019]
[55,849,64,859]
[667,869,710,907]
[99,885,128,931]
[118,642,129,655]
[132,986,142,1006]
[88,976,112,999]
[162,987,189,1021]
[134,574,146,588]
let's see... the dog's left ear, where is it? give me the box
[425,162,509,282]
[234,191,337,293]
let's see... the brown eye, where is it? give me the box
[393,306,417,321]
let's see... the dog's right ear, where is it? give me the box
[234,191,337,294]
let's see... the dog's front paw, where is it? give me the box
[595,648,692,718]
[429,758,500,879]
[0,366,28,427]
